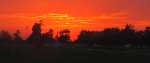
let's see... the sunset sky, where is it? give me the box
[0,0,150,40]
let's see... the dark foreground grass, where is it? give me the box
[0,48,149,63]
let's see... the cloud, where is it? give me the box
[0,0,149,21]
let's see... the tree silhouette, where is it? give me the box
[27,21,42,47]
[13,30,23,45]
[76,30,97,47]
[76,24,147,48]
[57,29,72,47]
[0,21,150,48]
[143,27,150,47]
[0,30,12,45]
[41,29,55,44]
[100,28,121,46]
[119,24,137,48]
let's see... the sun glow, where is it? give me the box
[0,12,149,40]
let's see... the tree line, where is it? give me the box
[0,21,150,48]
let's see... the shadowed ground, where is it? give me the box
[0,48,149,63]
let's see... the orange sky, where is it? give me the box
[0,0,150,40]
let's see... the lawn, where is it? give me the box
[0,48,148,63]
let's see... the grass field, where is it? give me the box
[0,48,149,63]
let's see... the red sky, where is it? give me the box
[0,0,150,40]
